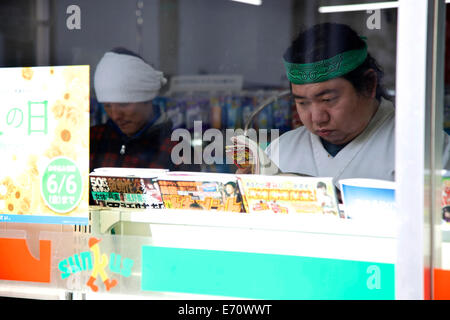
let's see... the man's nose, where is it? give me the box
[108,104,123,121]
[311,106,329,125]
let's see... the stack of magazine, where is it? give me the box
[89,168,342,218]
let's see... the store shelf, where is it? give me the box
[441,223,450,242]
[91,207,397,239]
[90,207,398,266]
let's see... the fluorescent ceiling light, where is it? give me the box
[319,1,398,13]
[231,0,262,6]
[319,0,450,13]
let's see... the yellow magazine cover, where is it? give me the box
[237,174,340,217]
[157,172,244,212]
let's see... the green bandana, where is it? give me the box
[284,41,368,85]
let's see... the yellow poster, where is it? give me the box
[0,65,89,224]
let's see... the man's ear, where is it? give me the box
[364,69,378,98]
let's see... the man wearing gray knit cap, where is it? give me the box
[89,47,176,171]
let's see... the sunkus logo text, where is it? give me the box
[58,237,134,292]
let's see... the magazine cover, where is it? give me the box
[0,65,90,225]
[237,174,340,217]
[225,135,280,175]
[442,171,450,223]
[157,172,244,212]
[89,168,168,210]
[339,178,396,221]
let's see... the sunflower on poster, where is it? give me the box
[0,177,31,215]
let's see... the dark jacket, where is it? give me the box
[90,116,177,172]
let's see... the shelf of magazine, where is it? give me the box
[88,168,398,239]
[80,168,399,299]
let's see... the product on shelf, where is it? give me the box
[89,168,168,210]
[272,92,294,134]
[240,94,254,130]
[237,174,340,217]
[166,96,186,130]
[339,178,395,221]
[157,172,244,212]
[210,95,223,129]
[185,95,204,131]
[224,94,242,129]
[254,91,273,131]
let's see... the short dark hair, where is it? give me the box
[284,23,388,101]
[317,181,327,189]
[225,181,237,189]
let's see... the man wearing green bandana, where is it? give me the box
[266,22,450,189]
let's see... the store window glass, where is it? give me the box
[0,0,399,183]
[2,0,435,301]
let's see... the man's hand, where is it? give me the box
[235,166,252,174]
